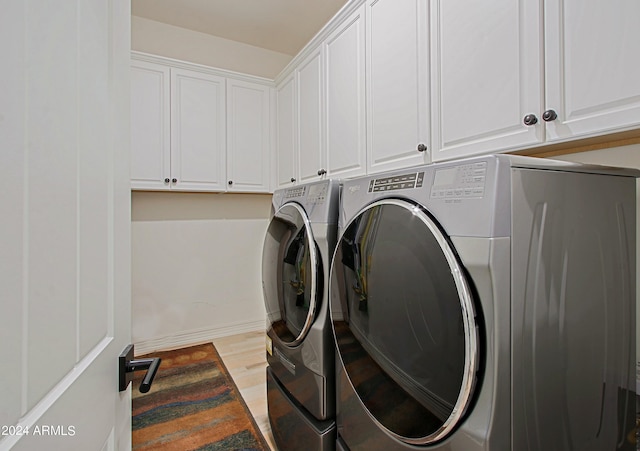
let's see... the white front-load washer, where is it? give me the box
[330,155,637,450]
[263,179,341,450]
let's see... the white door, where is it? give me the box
[0,1,132,450]
[544,0,640,141]
[324,4,367,179]
[297,49,324,183]
[366,0,430,173]
[130,60,171,190]
[430,0,543,162]
[226,79,272,193]
[276,75,298,188]
[171,68,227,192]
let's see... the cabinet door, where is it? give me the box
[544,0,640,141]
[171,68,226,192]
[325,4,367,179]
[297,49,324,183]
[130,60,171,190]
[366,0,429,173]
[226,79,271,192]
[276,75,297,188]
[430,0,543,162]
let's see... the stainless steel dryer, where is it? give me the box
[330,155,637,451]
[263,179,340,450]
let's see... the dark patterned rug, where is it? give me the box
[132,343,270,451]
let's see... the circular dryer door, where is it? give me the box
[263,202,319,347]
[330,199,479,445]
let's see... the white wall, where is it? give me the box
[130,17,286,352]
[553,143,640,168]
[132,192,272,353]
[131,16,291,79]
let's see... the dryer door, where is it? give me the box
[330,199,479,445]
[263,202,319,347]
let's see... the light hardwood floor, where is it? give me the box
[212,330,276,450]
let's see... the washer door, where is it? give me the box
[263,202,319,347]
[330,199,479,445]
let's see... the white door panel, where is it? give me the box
[325,5,367,179]
[431,0,543,161]
[297,50,324,183]
[130,61,171,190]
[171,68,227,191]
[367,0,429,173]
[276,75,297,188]
[544,0,640,140]
[227,79,271,192]
[0,0,131,448]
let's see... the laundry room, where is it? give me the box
[129,1,640,349]
[5,1,640,450]
[131,0,640,450]
[127,1,640,450]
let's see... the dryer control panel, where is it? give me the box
[339,155,507,238]
[431,162,487,200]
[368,172,425,192]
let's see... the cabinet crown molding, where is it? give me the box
[132,51,275,87]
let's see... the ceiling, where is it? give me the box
[131,0,350,56]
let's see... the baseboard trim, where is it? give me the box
[133,320,266,355]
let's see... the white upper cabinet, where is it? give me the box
[131,60,171,190]
[366,0,430,174]
[324,4,367,179]
[279,5,368,188]
[226,79,272,192]
[430,0,543,161]
[131,53,275,192]
[273,0,640,182]
[171,68,227,192]
[130,59,226,192]
[544,0,640,141]
[431,0,640,162]
[297,48,325,183]
[276,74,297,188]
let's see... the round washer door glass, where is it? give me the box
[330,199,479,444]
[263,203,319,346]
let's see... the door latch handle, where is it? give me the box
[119,344,161,393]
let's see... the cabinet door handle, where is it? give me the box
[542,109,558,122]
[523,114,538,126]
[317,169,327,176]
[228,180,233,185]
[290,177,296,183]
[417,143,428,152]
[164,178,170,183]
[171,178,177,183]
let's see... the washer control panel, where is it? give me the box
[284,186,306,199]
[284,183,328,204]
[307,183,328,204]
